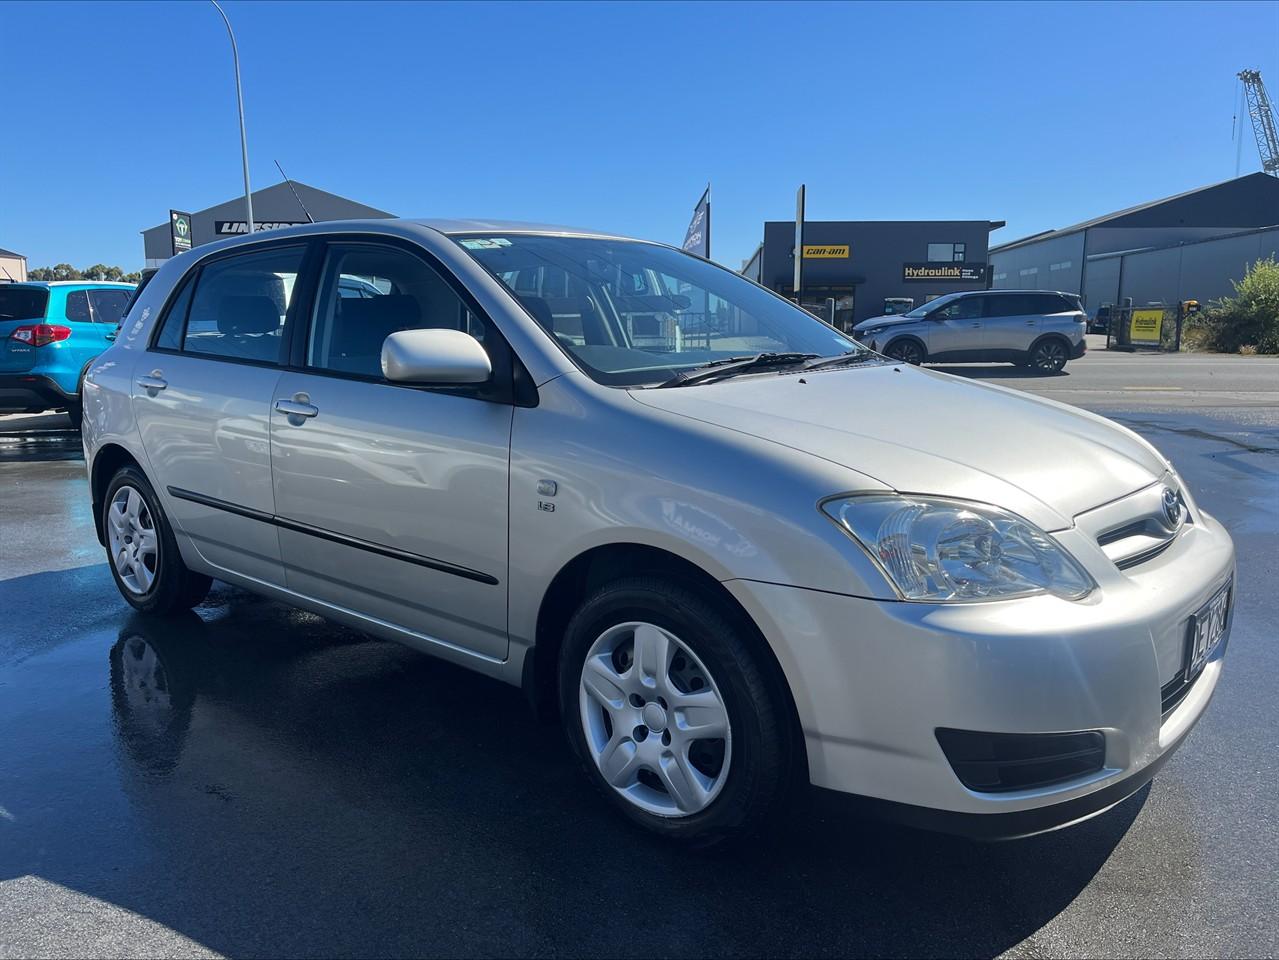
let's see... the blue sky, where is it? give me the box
[2,0,1276,270]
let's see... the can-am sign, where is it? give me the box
[214,220,310,235]
[902,262,985,282]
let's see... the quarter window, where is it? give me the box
[308,244,489,379]
[64,290,91,322]
[180,246,304,363]
[86,289,133,324]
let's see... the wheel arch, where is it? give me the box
[525,542,806,775]
[1028,331,1072,357]
[882,334,927,363]
[90,443,145,545]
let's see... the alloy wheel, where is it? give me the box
[1032,340,1067,372]
[108,486,159,595]
[578,621,732,817]
[886,341,923,365]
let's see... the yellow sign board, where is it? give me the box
[802,244,850,259]
[1129,308,1164,343]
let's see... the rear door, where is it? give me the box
[983,293,1040,352]
[269,240,513,661]
[132,243,308,586]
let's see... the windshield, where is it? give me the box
[0,286,49,322]
[902,293,960,319]
[456,235,861,386]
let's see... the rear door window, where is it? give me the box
[986,294,1038,318]
[87,289,133,324]
[65,290,92,322]
[0,286,48,321]
[180,246,305,364]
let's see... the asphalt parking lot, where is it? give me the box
[1,345,1277,958]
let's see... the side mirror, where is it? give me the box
[381,329,492,384]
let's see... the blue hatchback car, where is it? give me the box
[0,281,136,420]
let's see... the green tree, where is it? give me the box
[1189,256,1279,354]
[27,264,141,283]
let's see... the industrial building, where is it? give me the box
[141,181,394,269]
[0,247,28,282]
[741,219,1005,330]
[990,173,1279,310]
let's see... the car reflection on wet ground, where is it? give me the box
[1,406,1277,958]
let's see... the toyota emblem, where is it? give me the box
[1162,487,1184,527]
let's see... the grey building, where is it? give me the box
[741,219,1005,330]
[142,181,395,268]
[990,173,1279,311]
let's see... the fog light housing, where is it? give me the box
[936,728,1106,793]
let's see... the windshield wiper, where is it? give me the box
[656,352,819,388]
[802,351,881,371]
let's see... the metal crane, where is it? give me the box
[1238,69,1279,176]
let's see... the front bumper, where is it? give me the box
[0,373,75,413]
[724,508,1234,839]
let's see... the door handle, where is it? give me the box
[275,398,319,420]
[1025,319,1037,325]
[969,322,982,328]
[136,372,167,392]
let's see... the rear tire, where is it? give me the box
[1027,337,1069,374]
[103,466,212,614]
[559,576,794,848]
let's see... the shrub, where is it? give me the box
[1188,256,1279,354]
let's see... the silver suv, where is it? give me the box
[852,289,1088,372]
[83,220,1233,847]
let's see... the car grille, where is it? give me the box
[1076,479,1189,571]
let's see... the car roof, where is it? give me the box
[953,289,1077,298]
[405,218,636,240]
[7,280,136,289]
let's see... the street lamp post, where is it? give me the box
[210,0,254,233]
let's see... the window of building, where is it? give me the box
[1049,260,1073,272]
[927,242,967,263]
[1019,267,1039,277]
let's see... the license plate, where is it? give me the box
[1185,578,1231,681]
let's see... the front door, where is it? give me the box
[924,294,984,357]
[132,243,306,586]
[269,241,512,661]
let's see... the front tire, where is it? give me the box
[103,466,212,614]
[884,338,925,365]
[559,576,794,847]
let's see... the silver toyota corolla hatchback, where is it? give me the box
[84,220,1234,846]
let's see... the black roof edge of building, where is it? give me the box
[990,172,1279,255]
[0,248,26,259]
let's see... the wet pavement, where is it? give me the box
[1,403,1277,958]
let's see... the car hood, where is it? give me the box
[630,364,1167,531]
[852,314,918,333]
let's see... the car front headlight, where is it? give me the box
[821,495,1095,602]
[863,326,886,336]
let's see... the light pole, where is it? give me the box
[210,0,254,232]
